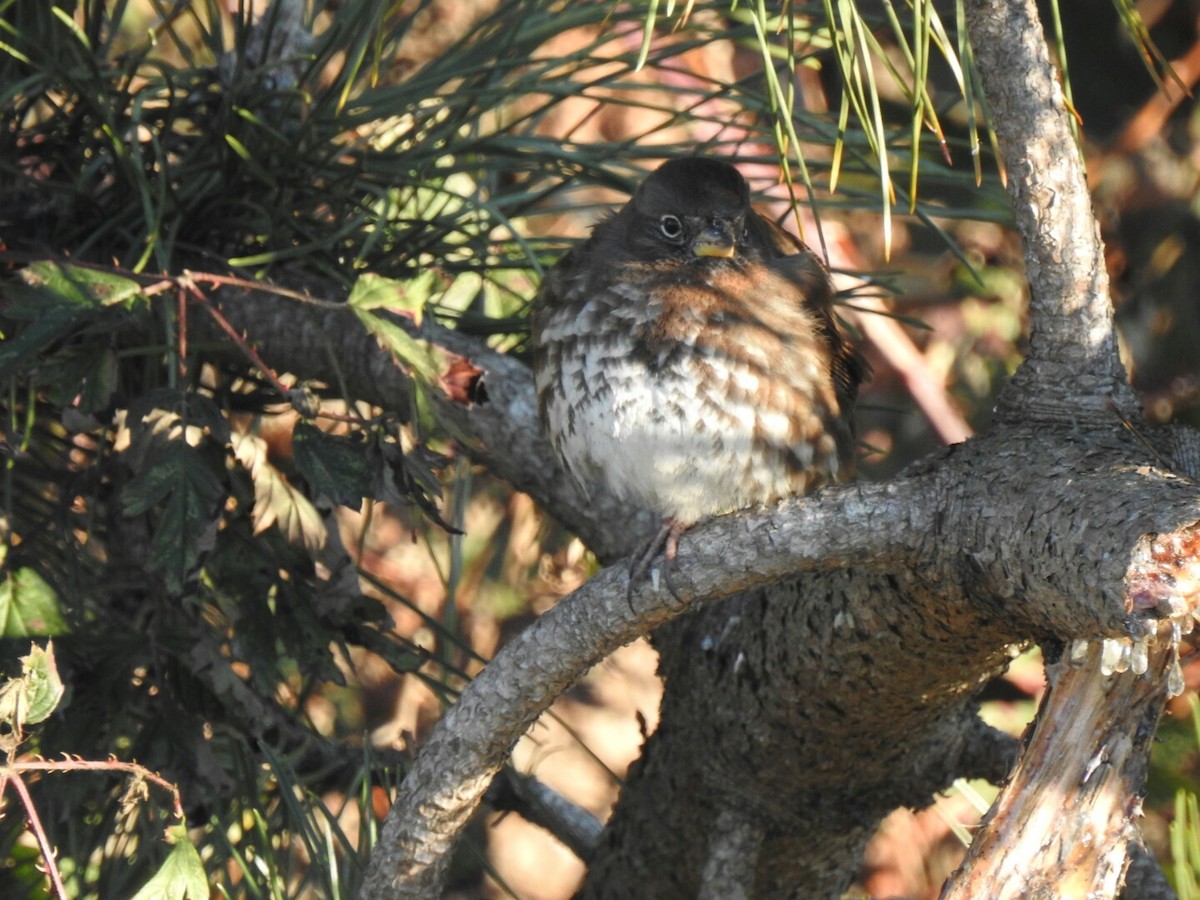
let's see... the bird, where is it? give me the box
[531,156,864,597]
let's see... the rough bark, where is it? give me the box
[963,0,1133,418]
[578,442,1197,899]
[942,636,1178,898]
[572,0,1186,892]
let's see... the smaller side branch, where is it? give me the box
[206,286,646,562]
[487,769,604,861]
[951,716,1020,786]
[963,0,1136,419]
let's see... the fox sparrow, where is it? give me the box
[531,157,863,591]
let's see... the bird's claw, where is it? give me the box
[627,519,686,612]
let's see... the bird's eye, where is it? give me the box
[659,215,684,241]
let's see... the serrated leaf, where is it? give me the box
[378,441,458,533]
[232,433,326,554]
[347,271,437,318]
[291,422,376,508]
[123,440,225,592]
[0,680,24,736]
[78,347,121,412]
[42,344,120,412]
[10,261,144,312]
[127,390,231,445]
[130,824,208,900]
[0,567,69,637]
[123,440,223,516]
[348,273,440,382]
[410,376,440,437]
[21,642,63,725]
[0,307,88,383]
[1,261,146,384]
[353,307,441,383]
[0,642,64,732]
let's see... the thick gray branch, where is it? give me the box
[356,474,932,898]
[939,0,1193,891]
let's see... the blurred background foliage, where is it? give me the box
[0,0,1198,897]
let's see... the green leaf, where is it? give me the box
[291,422,377,508]
[42,345,121,413]
[231,433,326,554]
[11,261,144,311]
[0,642,65,732]
[21,642,63,725]
[80,347,121,413]
[0,567,69,637]
[130,824,209,900]
[347,271,437,318]
[348,273,441,383]
[0,307,89,384]
[123,440,226,593]
[0,262,146,382]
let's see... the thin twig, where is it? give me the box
[176,284,188,382]
[8,757,186,820]
[4,773,70,900]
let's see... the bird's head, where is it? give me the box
[619,157,753,263]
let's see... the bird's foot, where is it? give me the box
[627,518,687,610]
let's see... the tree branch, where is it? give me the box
[356,475,932,898]
[697,809,763,900]
[937,0,1200,891]
[486,769,605,861]
[964,0,1138,422]
[942,628,1178,898]
[208,286,647,562]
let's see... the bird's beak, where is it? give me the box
[692,221,737,259]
